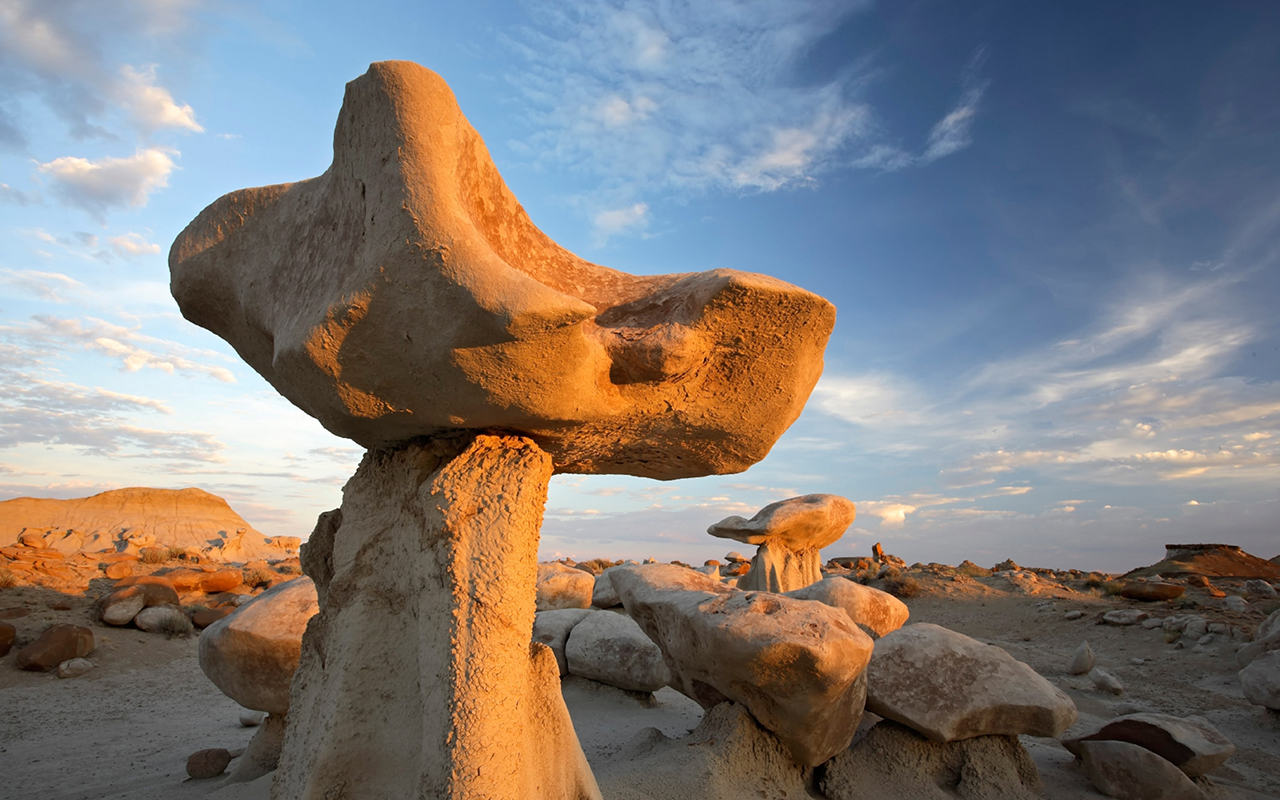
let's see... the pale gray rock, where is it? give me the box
[724,551,747,563]
[134,605,191,634]
[1063,610,1084,621]
[536,562,594,611]
[1183,617,1209,640]
[1238,609,1280,668]
[1067,641,1096,675]
[1223,595,1249,613]
[1244,579,1277,597]
[533,608,593,677]
[785,577,909,639]
[100,592,145,626]
[1141,617,1164,629]
[56,657,94,678]
[866,623,1077,743]
[610,563,873,766]
[1239,649,1280,710]
[1090,667,1124,695]
[564,610,670,693]
[1103,610,1148,626]
[1061,713,1235,777]
[708,494,855,593]
[1078,740,1205,800]
[240,710,266,727]
[591,569,621,608]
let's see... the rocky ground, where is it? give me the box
[1,558,1277,800]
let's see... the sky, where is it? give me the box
[1,0,1278,572]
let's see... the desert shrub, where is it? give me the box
[243,567,274,589]
[1086,575,1104,588]
[0,568,16,588]
[156,612,195,638]
[1100,581,1125,596]
[167,546,187,561]
[884,575,922,598]
[575,558,622,576]
[275,563,301,575]
[139,548,168,564]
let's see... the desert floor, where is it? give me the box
[2,581,1278,800]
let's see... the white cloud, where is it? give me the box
[921,50,988,163]
[0,182,40,204]
[591,202,649,243]
[37,148,175,217]
[0,269,83,302]
[115,64,203,133]
[108,231,162,257]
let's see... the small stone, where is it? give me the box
[1103,610,1148,626]
[187,748,232,779]
[1244,579,1277,597]
[1119,582,1185,602]
[57,657,94,678]
[1078,740,1205,800]
[240,710,267,727]
[1183,617,1208,640]
[1090,667,1124,695]
[1223,595,1249,613]
[1239,649,1280,710]
[1064,610,1084,621]
[15,623,95,671]
[1067,641,1096,675]
[1141,617,1164,629]
[1061,712,1235,778]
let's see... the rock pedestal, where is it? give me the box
[708,494,855,593]
[274,435,600,800]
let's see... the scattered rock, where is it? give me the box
[1067,641,1096,675]
[99,590,146,626]
[708,494,855,593]
[103,561,132,580]
[56,657,94,678]
[866,623,1077,742]
[1244,579,1277,597]
[1078,739,1205,800]
[199,577,317,714]
[240,710,266,727]
[135,605,193,634]
[192,607,235,629]
[187,748,232,779]
[1239,649,1280,710]
[532,608,593,676]
[1061,712,1234,777]
[1183,617,1209,640]
[724,551,747,563]
[591,568,622,608]
[1090,667,1124,695]
[564,610,670,693]
[1103,610,1148,626]
[820,720,1043,800]
[1223,595,1249,613]
[1119,582,1185,602]
[611,563,872,766]
[199,569,244,593]
[0,620,14,657]
[784,577,909,639]
[15,623,95,671]
[1064,610,1084,621]
[536,562,594,611]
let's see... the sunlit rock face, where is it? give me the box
[169,61,834,479]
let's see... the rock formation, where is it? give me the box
[1060,713,1234,778]
[537,563,595,611]
[1077,740,1206,800]
[610,564,873,766]
[784,577,909,639]
[707,494,855,592]
[0,487,296,561]
[564,611,671,693]
[168,61,834,479]
[1124,543,1280,581]
[170,60,834,798]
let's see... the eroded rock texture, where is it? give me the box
[273,435,600,800]
[709,494,855,592]
[168,61,834,479]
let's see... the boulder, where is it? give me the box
[0,620,15,657]
[1119,582,1184,602]
[865,623,1077,742]
[1244,579,1277,597]
[1239,649,1280,710]
[104,561,132,579]
[199,569,244,593]
[536,563,594,611]
[532,608,593,676]
[591,568,622,608]
[564,610,670,693]
[162,568,206,592]
[199,576,318,714]
[708,494,856,592]
[784,577,909,639]
[57,657,94,678]
[187,748,232,779]
[1078,740,1205,800]
[610,563,873,766]
[1223,595,1249,613]
[99,591,143,626]
[1103,610,1148,626]
[1061,713,1234,777]
[135,605,193,634]
[192,607,235,629]
[819,720,1043,800]
[1237,609,1280,668]
[1067,641,1096,675]
[167,61,835,479]
[15,623,95,671]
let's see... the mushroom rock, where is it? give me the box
[168,61,834,480]
[708,494,855,592]
[170,61,834,800]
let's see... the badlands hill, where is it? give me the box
[0,487,299,562]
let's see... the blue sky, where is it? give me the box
[1,0,1277,571]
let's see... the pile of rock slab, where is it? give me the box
[611,563,873,766]
[707,494,855,593]
[1061,712,1235,778]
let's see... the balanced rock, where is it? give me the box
[708,494,855,593]
[168,61,834,479]
[590,568,622,608]
[784,577,909,639]
[1078,740,1205,800]
[15,623,95,671]
[536,563,594,611]
[1067,641,1096,675]
[610,564,872,766]
[532,608,593,676]
[564,610,670,693]
[1061,712,1234,777]
[199,576,318,714]
[1119,582,1185,602]
[865,623,1077,742]
[1239,649,1280,710]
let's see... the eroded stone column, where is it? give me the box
[273,434,600,800]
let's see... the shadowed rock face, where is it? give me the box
[169,61,835,479]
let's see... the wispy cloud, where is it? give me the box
[36,148,176,218]
[591,202,649,243]
[0,269,83,302]
[0,182,40,204]
[108,231,161,257]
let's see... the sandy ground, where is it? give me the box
[2,578,1278,800]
